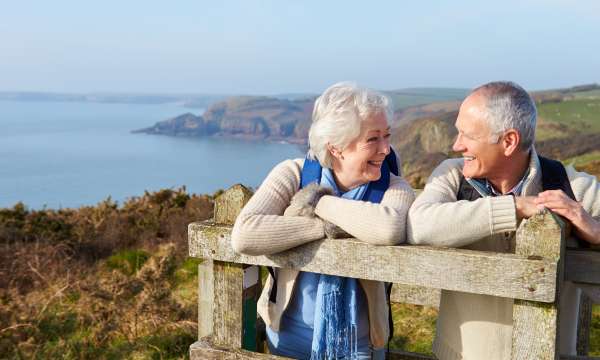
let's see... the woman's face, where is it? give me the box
[331,112,391,191]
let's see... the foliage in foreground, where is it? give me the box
[2,185,600,358]
[0,188,212,359]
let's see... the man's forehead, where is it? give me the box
[461,93,487,117]
[456,94,489,131]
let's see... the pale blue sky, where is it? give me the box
[1,0,599,94]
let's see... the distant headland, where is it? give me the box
[133,84,600,187]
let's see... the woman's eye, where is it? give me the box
[384,133,391,139]
[367,137,378,142]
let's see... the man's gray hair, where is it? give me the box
[308,82,391,168]
[473,81,537,150]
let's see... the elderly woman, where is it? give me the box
[231,82,415,359]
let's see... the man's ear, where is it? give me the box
[502,129,521,156]
[327,143,343,160]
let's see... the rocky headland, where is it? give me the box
[134,84,600,188]
[133,96,315,144]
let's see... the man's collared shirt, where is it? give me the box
[466,168,530,197]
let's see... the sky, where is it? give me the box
[1,0,599,95]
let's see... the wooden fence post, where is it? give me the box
[511,211,567,360]
[210,184,257,349]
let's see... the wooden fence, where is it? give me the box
[188,184,600,360]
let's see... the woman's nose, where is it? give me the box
[380,138,391,155]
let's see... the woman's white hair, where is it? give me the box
[473,81,537,150]
[307,82,392,168]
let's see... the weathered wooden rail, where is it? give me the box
[189,184,600,360]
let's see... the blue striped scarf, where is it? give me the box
[310,168,367,360]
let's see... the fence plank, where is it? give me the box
[190,339,437,360]
[190,338,291,359]
[577,292,593,356]
[565,250,600,285]
[198,259,214,339]
[189,222,557,302]
[213,261,244,348]
[511,211,566,360]
[390,284,440,308]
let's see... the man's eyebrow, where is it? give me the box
[367,127,391,133]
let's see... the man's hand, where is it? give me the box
[535,190,600,244]
[515,196,544,220]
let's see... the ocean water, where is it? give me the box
[0,100,303,209]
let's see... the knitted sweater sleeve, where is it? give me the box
[407,159,517,247]
[314,176,415,245]
[566,165,600,219]
[231,159,326,256]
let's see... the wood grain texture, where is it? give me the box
[213,261,244,348]
[565,250,600,285]
[190,339,438,360]
[511,211,566,360]
[198,259,214,339]
[189,222,558,302]
[577,292,593,356]
[390,284,440,308]
[190,338,292,359]
[214,184,253,225]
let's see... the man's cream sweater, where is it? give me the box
[231,158,415,348]
[408,149,600,360]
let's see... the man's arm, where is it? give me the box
[407,159,517,247]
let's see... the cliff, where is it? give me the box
[133,96,315,143]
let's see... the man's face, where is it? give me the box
[452,94,507,180]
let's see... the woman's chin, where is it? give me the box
[365,171,382,182]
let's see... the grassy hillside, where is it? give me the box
[537,97,600,141]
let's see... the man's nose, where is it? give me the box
[452,134,464,152]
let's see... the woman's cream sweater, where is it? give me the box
[231,158,415,348]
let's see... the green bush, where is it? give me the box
[106,249,150,275]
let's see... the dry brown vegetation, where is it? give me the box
[0,188,214,359]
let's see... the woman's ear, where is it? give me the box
[327,143,343,160]
[502,129,521,156]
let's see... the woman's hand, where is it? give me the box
[323,221,351,239]
[535,190,600,244]
[284,183,333,217]
[284,183,351,239]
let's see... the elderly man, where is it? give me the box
[408,81,600,360]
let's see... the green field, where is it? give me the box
[537,98,600,136]
[384,88,468,111]
[573,89,600,99]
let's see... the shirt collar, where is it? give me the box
[467,167,530,197]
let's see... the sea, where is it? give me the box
[0,100,303,209]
